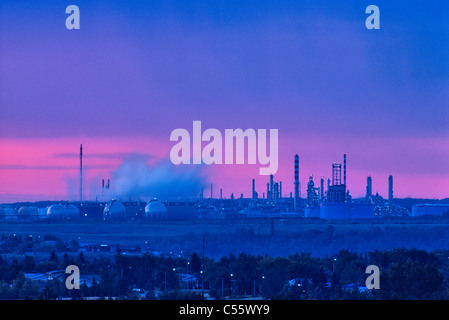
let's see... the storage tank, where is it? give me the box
[65,204,80,220]
[18,206,39,219]
[1,207,17,220]
[103,200,126,221]
[47,204,65,219]
[47,204,80,220]
[145,199,167,219]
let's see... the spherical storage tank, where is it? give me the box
[65,204,80,219]
[0,207,15,220]
[103,200,126,221]
[18,206,39,219]
[47,204,80,220]
[145,199,167,219]
[47,204,65,219]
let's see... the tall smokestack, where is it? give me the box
[366,176,372,198]
[266,183,269,200]
[279,181,282,199]
[294,154,299,210]
[269,174,274,201]
[343,154,347,187]
[320,177,324,202]
[80,144,83,202]
[388,175,393,206]
[274,182,279,206]
[252,179,256,207]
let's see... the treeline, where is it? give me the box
[0,246,448,299]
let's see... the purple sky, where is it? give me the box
[0,1,448,202]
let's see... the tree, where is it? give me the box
[41,279,63,300]
[49,251,58,263]
[190,252,201,274]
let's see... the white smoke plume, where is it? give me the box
[106,154,208,201]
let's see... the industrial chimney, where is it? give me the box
[252,179,256,207]
[294,154,299,210]
[366,176,372,199]
[80,144,83,202]
[388,175,393,207]
[320,177,324,202]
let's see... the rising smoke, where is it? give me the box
[105,154,208,201]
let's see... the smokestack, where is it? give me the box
[266,183,270,200]
[270,174,274,201]
[211,183,213,199]
[320,177,324,202]
[388,175,393,206]
[252,179,256,207]
[279,181,282,199]
[294,154,299,210]
[343,154,347,187]
[80,144,83,202]
[366,176,372,198]
[273,182,279,205]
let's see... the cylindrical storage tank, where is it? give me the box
[18,206,39,219]
[103,201,126,221]
[145,200,167,219]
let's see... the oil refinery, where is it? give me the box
[0,144,439,222]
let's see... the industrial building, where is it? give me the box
[412,204,449,217]
[309,154,375,220]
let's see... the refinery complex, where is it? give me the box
[0,145,448,222]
